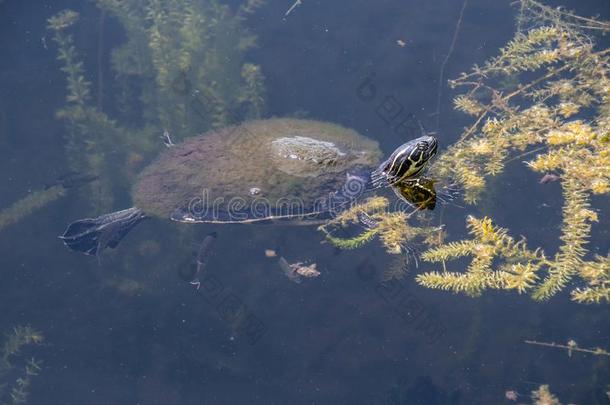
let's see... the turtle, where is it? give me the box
[371,134,440,210]
[60,118,439,256]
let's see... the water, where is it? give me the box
[1,0,609,404]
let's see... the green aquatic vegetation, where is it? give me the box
[415,215,610,302]
[568,254,610,304]
[531,385,560,405]
[95,0,265,135]
[47,11,125,212]
[417,1,610,303]
[525,338,610,357]
[239,63,266,119]
[0,186,65,233]
[416,215,609,302]
[0,326,43,405]
[434,21,610,202]
[47,11,90,106]
[416,216,544,296]
[318,196,440,255]
[47,1,266,212]
[320,2,609,304]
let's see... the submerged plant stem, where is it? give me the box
[0,186,66,233]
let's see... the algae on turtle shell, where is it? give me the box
[133,118,382,220]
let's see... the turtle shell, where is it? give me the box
[132,118,382,223]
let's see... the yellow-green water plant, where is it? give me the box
[318,1,609,304]
[530,385,561,405]
[318,196,441,255]
[415,1,610,303]
[415,216,609,303]
[0,326,43,405]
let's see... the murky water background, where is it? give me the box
[0,0,608,404]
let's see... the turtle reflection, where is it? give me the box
[392,178,437,211]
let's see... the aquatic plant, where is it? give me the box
[531,385,560,405]
[416,216,544,296]
[0,186,65,233]
[0,326,43,405]
[316,1,609,304]
[47,1,266,212]
[417,1,610,303]
[433,20,610,202]
[318,196,440,255]
[525,338,610,357]
[47,10,127,212]
[95,0,265,136]
[417,214,609,301]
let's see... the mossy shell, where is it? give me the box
[132,118,382,223]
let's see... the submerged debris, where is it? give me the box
[264,249,277,258]
[196,232,218,276]
[292,262,320,278]
[524,339,610,357]
[278,256,302,283]
[284,0,302,18]
[277,257,320,283]
[179,232,218,285]
[161,130,175,148]
[193,232,218,281]
[538,173,560,184]
[504,390,519,401]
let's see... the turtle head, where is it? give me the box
[416,135,438,162]
[375,135,439,186]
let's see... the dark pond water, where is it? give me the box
[0,0,608,404]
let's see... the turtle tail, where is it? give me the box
[59,207,147,256]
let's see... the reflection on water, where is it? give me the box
[0,0,609,404]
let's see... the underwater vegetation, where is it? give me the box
[0,186,65,233]
[43,1,266,296]
[416,216,610,303]
[0,326,43,405]
[0,173,99,233]
[525,338,610,357]
[47,1,266,213]
[519,382,607,405]
[321,0,610,304]
[318,196,441,255]
[530,385,561,405]
[419,0,610,303]
[416,216,544,296]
